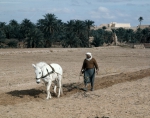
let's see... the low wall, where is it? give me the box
[133,44,145,49]
[144,43,150,48]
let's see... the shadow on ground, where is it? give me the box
[0,68,150,106]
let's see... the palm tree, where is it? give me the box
[20,18,35,39]
[73,20,86,36]
[116,28,126,43]
[9,19,18,26]
[0,22,6,37]
[19,19,35,47]
[120,28,135,47]
[63,20,88,47]
[0,22,6,30]
[91,29,105,47]
[0,22,7,37]
[7,39,18,48]
[141,28,150,43]
[42,14,58,34]
[85,20,94,47]
[73,20,89,47]
[26,28,44,48]
[103,30,113,44]
[0,22,7,47]
[138,16,144,28]
[37,13,60,47]
[61,31,81,48]
[9,19,20,39]
[125,29,134,43]
[4,25,14,39]
[135,28,142,43]
[64,20,75,33]
[0,30,6,47]
[0,30,5,39]
[85,20,94,38]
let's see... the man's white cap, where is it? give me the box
[86,52,92,56]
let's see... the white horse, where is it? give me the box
[32,62,63,99]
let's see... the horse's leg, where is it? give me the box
[57,81,60,98]
[60,84,63,95]
[46,81,52,99]
[53,79,57,95]
[54,85,57,94]
[57,75,63,98]
[60,76,63,95]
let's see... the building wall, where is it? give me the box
[109,22,131,28]
[114,23,131,28]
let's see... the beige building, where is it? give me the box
[137,25,150,29]
[91,22,131,30]
[108,22,131,28]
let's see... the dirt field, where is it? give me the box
[0,46,150,118]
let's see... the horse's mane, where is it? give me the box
[36,62,48,69]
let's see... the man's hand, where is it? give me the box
[80,71,82,76]
[80,70,84,76]
[96,69,99,75]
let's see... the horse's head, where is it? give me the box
[32,64,42,84]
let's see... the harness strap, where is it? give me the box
[41,64,60,78]
[42,69,53,78]
[41,64,54,78]
[49,64,62,76]
[49,64,55,73]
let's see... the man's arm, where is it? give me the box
[93,58,99,74]
[80,59,85,75]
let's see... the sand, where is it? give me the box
[0,46,150,118]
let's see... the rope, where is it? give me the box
[75,75,84,89]
[73,74,101,98]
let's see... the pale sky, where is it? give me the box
[0,0,150,27]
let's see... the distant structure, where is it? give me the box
[89,36,94,47]
[112,33,119,46]
[91,22,131,30]
[137,25,150,29]
[89,22,150,47]
[108,22,131,28]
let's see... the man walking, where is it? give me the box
[80,52,99,91]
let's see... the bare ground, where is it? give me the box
[0,46,150,118]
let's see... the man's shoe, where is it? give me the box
[91,88,94,91]
[83,88,87,91]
